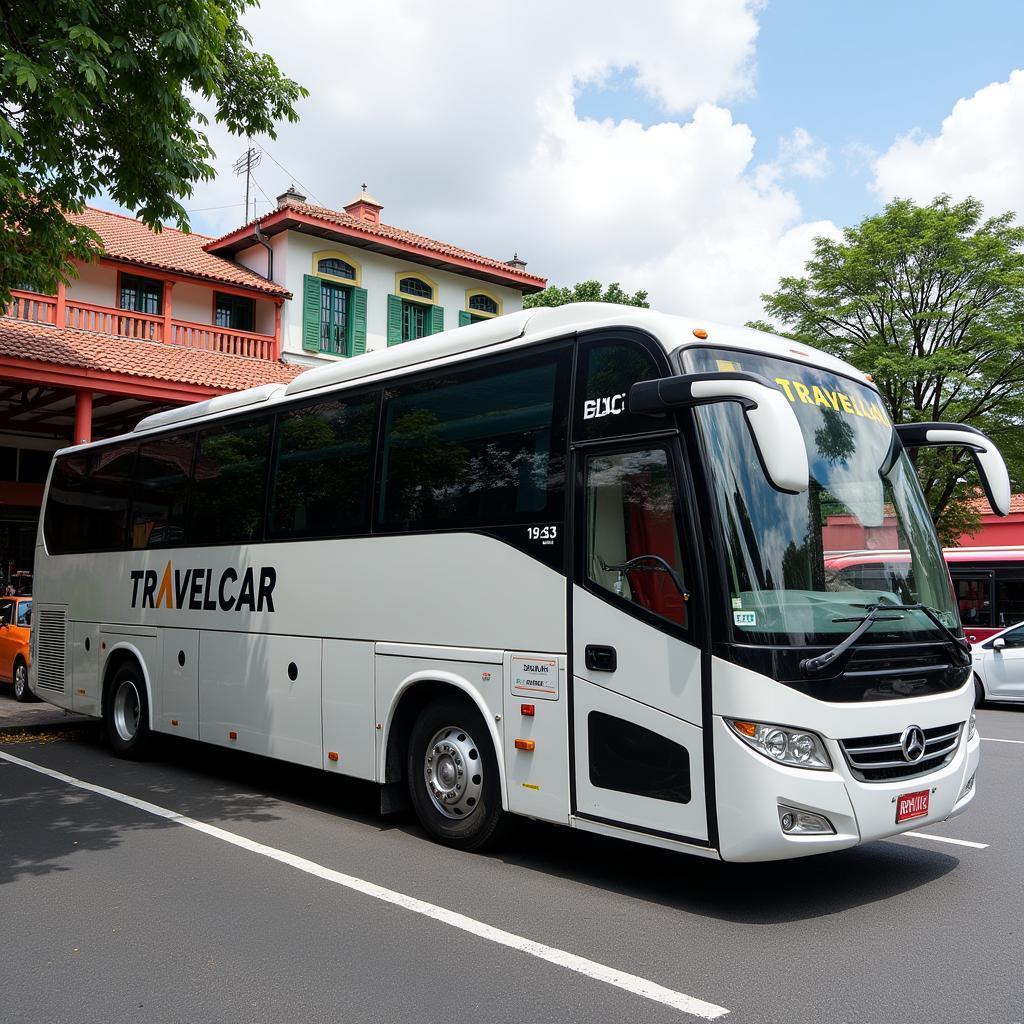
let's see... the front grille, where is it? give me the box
[34,608,67,693]
[840,722,962,782]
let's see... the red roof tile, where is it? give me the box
[0,318,303,392]
[965,492,1024,515]
[206,201,547,291]
[72,207,290,298]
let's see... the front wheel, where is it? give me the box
[407,696,505,850]
[12,659,32,702]
[104,664,152,759]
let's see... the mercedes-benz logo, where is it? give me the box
[900,725,927,763]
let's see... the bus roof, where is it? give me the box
[114,303,871,439]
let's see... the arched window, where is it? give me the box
[468,293,498,315]
[318,258,356,280]
[399,276,434,300]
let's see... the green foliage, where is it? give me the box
[0,0,306,303]
[523,280,650,309]
[755,195,1024,542]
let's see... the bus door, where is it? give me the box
[569,437,708,844]
[950,571,994,644]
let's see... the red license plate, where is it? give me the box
[896,789,929,823]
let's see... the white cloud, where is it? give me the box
[873,69,1024,216]
[179,0,834,324]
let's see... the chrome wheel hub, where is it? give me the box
[423,725,483,819]
[113,679,141,742]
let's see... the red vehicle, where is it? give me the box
[825,547,1024,644]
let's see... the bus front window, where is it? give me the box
[683,348,959,647]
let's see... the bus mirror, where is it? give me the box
[894,423,1011,517]
[629,372,809,494]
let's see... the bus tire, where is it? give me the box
[104,662,152,759]
[12,658,32,702]
[407,696,505,851]
[974,674,986,709]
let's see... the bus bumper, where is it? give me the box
[713,716,980,863]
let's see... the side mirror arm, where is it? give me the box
[894,422,1011,517]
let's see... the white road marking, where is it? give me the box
[981,736,1024,745]
[0,749,728,1021]
[901,831,989,850]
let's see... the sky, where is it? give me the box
[155,0,1024,324]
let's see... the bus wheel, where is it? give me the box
[12,658,32,702]
[105,664,152,759]
[974,675,986,709]
[407,697,505,850]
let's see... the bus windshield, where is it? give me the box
[683,347,960,646]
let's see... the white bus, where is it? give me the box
[30,304,1008,861]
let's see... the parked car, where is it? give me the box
[0,596,33,701]
[972,619,1024,706]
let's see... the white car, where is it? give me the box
[972,620,1024,705]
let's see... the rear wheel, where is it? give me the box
[407,696,505,850]
[12,658,32,702]
[104,663,152,758]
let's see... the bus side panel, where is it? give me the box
[158,628,200,740]
[322,639,376,780]
[199,632,322,769]
[71,620,100,717]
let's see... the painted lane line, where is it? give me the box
[0,750,728,1021]
[901,831,989,850]
[980,736,1024,745]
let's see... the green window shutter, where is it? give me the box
[458,310,472,327]
[387,294,403,346]
[302,274,322,353]
[429,304,444,335]
[348,286,367,356]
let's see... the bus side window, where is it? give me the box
[132,433,194,549]
[83,444,137,551]
[995,575,1024,627]
[575,339,664,442]
[584,447,688,628]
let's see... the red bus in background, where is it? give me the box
[825,547,1024,645]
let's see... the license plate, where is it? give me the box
[896,789,930,823]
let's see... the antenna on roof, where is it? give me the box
[233,142,262,222]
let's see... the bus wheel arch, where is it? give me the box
[383,674,508,809]
[101,645,154,738]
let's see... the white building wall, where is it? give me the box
[172,282,213,325]
[277,230,525,364]
[66,261,116,307]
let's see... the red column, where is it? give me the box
[72,390,92,445]
[55,280,66,327]
[274,301,282,360]
[162,280,174,343]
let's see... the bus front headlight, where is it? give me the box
[726,719,832,770]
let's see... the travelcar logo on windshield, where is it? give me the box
[129,562,276,612]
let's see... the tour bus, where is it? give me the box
[826,547,1024,645]
[29,304,1010,862]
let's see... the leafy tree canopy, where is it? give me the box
[754,195,1024,542]
[523,279,650,309]
[0,0,307,304]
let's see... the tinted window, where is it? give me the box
[270,394,378,539]
[576,339,664,440]
[85,444,136,549]
[588,711,691,804]
[954,576,992,627]
[132,434,194,548]
[379,350,569,531]
[189,418,271,545]
[996,575,1024,628]
[43,453,89,553]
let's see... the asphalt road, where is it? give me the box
[1,705,1021,1024]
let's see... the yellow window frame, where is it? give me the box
[395,271,437,305]
[313,249,362,287]
[465,288,502,319]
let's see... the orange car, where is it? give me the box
[0,596,32,701]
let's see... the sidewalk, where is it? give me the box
[0,693,92,734]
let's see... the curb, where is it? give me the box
[0,716,96,738]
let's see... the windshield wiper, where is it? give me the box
[800,601,971,677]
[800,605,904,676]
[598,555,690,602]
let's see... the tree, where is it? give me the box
[754,195,1024,542]
[0,1,307,304]
[524,279,649,309]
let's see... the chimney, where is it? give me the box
[505,252,528,271]
[276,184,307,209]
[343,184,384,224]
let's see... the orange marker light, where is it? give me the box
[733,721,757,737]
[229,730,237,740]
[327,751,339,762]
[514,738,536,751]
[693,328,708,339]
[520,703,535,717]
[170,719,179,727]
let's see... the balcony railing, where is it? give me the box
[2,289,278,361]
